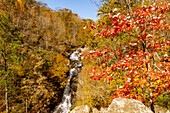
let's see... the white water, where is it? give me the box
[53,50,82,113]
[70,50,80,61]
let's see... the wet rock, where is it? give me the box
[70,105,90,113]
[70,77,78,92]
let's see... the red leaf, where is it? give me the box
[106,56,111,59]
[166,41,170,45]
[153,98,156,102]
[109,14,112,19]
[90,24,96,29]
[98,23,103,27]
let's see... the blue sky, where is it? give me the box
[38,0,101,21]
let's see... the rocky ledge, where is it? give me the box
[70,98,169,113]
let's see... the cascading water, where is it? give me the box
[53,50,82,113]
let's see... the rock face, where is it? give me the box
[70,105,90,113]
[71,98,153,113]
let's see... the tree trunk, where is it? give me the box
[142,39,155,113]
[2,46,9,113]
[5,83,9,113]
[26,98,28,113]
[126,0,132,13]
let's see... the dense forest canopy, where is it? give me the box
[0,0,93,112]
[0,0,169,113]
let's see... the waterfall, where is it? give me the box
[53,50,82,113]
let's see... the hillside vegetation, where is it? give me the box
[0,0,93,112]
[0,0,169,113]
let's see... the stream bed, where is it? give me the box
[53,50,82,113]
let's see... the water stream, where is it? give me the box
[53,50,82,113]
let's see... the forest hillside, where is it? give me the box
[0,0,169,113]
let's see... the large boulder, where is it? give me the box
[92,108,100,113]
[154,105,167,113]
[71,98,153,113]
[70,105,90,113]
[166,110,170,113]
[106,98,153,113]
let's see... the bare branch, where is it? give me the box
[155,52,161,60]
[90,0,101,8]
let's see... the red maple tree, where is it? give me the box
[83,2,170,112]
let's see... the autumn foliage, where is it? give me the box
[0,0,93,112]
[83,1,170,110]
